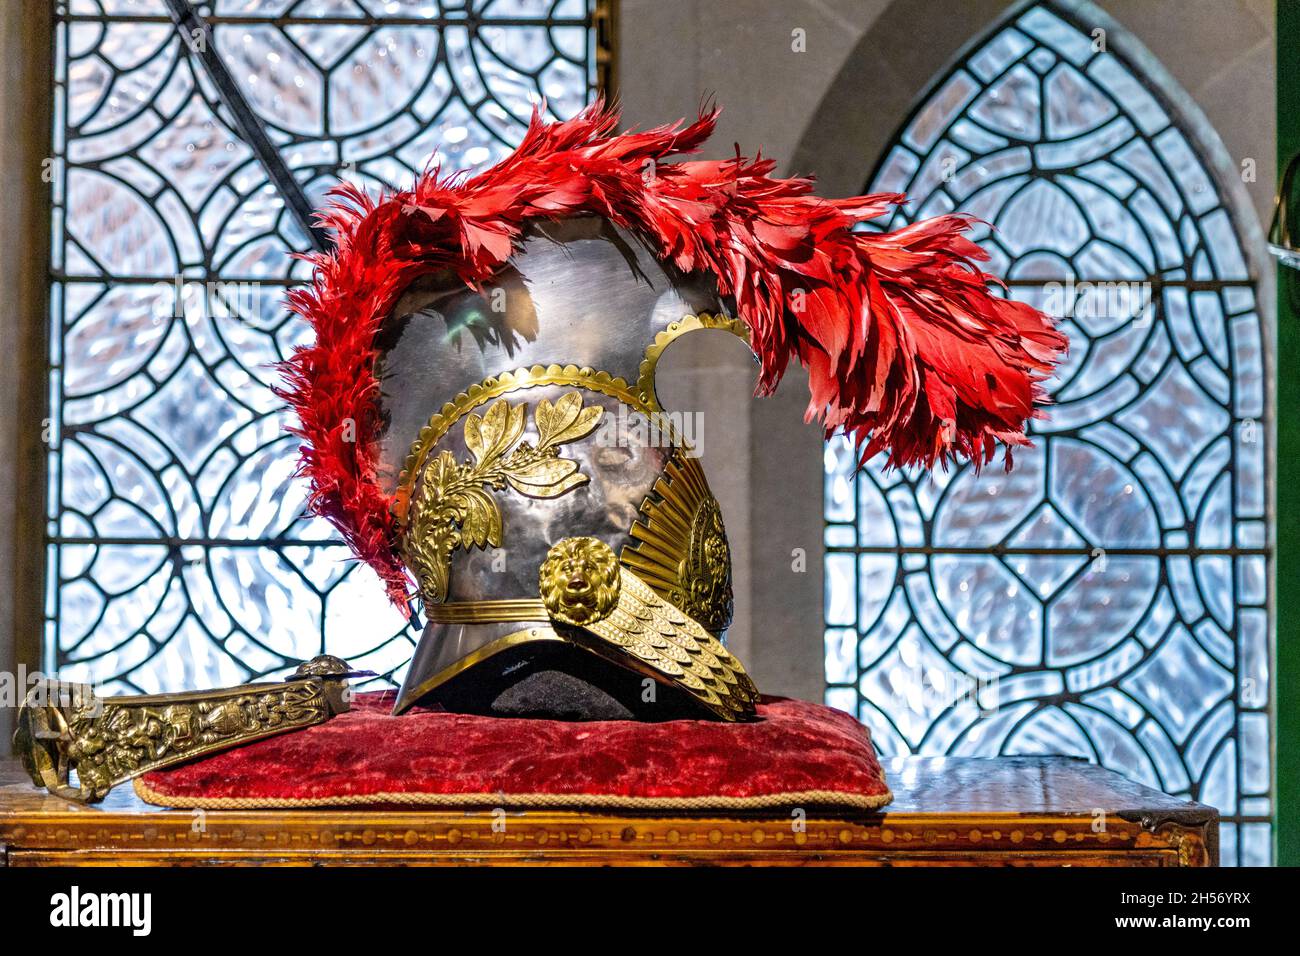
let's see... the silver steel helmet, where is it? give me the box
[377,216,759,720]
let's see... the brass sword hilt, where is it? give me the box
[12,655,368,803]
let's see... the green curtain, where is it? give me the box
[1276,0,1297,868]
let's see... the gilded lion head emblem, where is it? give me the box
[539,537,621,626]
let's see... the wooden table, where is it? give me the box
[0,755,1216,866]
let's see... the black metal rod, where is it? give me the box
[162,0,331,253]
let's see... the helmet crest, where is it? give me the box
[277,100,1068,610]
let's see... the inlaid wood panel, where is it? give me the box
[0,755,1217,867]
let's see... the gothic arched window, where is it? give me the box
[823,2,1271,865]
[47,1,607,693]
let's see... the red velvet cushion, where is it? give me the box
[135,692,892,811]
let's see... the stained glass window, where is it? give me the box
[823,3,1271,865]
[47,0,605,693]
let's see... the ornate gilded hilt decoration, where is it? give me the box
[13,656,362,802]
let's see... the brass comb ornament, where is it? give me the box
[13,656,364,802]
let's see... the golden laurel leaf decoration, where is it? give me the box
[404,393,604,605]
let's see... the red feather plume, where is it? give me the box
[278,101,1068,610]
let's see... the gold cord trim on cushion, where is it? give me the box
[132,775,893,811]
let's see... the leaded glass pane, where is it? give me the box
[825,2,1271,864]
[49,0,602,693]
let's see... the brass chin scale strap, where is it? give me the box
[420,538,758,721]
[537,537,758,721]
